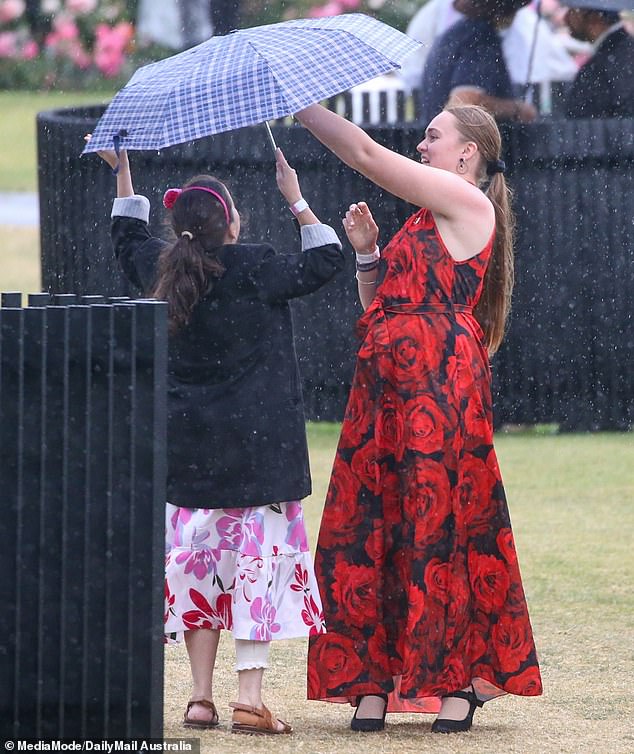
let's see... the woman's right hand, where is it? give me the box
[275,147,302,205]
[343,202,379,253]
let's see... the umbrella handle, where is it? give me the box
[264,121,277,153]
[111,128,128,175]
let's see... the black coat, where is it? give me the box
[565,26,634,119]
[111,215,345,509]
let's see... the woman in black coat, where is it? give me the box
[94,141,344,735]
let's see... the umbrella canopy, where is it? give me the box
[82,13,421,153]
[558,0,633,9]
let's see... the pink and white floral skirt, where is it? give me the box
[164,501,325,642]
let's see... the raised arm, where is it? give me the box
[84,134,134,198]
[274,145,343,259]
[294,104,486,220]
[275,147,321,226]
[249,146,344,304]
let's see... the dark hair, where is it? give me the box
[468,0,531,21]
[150,175,232,334]
[445,105,515,354]
[592,9,620,23]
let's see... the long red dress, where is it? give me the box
[308,208,542,713]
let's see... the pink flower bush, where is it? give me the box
[0,30,16,56]
[93,21,133,77]
[0,0,25,25]
[308,0,362,18]
[44,14,90,69]
[66,0,97,14]
[0,0,135,88]
[1,0,412,89]
[21,38,37,59]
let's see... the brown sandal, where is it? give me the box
[183,699,219,729]
[229,702,292,735]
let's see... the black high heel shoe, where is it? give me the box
[431,685,484,734]
[350,693,388,732]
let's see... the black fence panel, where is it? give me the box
[0,296,167,739]
[36,105,634,429]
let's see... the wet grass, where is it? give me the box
[0,90,114,192]
[164,426,633,754]
[0,225,40,296]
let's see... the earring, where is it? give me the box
[457,157,467,174]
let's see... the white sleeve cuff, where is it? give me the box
[300,223,342,251]
[111,195,151,223]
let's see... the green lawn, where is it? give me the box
[0,90,114,191]
[165,424,634,754]
[0,91,115,294]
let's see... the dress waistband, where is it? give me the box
[383,302,473,315]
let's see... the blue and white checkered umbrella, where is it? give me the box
[82,13,420,153]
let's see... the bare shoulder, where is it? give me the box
[435,193,495,262]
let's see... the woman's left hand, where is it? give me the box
[343,202,379,253]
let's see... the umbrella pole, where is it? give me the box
[264,121,277,153]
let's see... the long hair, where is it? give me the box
[151,175,231,334]
[445,105,515,354]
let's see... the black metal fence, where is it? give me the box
[0,294,167,739]
[36,103,634,429]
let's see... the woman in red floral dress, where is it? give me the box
[295,103,543,733]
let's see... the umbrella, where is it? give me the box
[82,13,421,154]
[558,0,633,9]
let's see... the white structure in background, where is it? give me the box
[348,73,408,125]
[399,0,581,93]
[137,0,213,50]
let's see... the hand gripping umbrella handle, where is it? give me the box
[111,129,128,175]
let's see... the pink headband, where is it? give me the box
[162,186,231,226]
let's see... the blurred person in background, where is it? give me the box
[418,0,540,124]
[560,0,634,116]
[539,0,597,61]
[210,0,240,34]
[400,0,579,94]
[621,8,634,32]
[137,0,213,49]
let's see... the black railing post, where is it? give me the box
[0,295,167,738]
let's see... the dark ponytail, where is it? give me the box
[151,175,232,334]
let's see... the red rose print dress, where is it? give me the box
[308,208,542,713]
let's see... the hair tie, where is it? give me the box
[163,188,182,208]
[486,159,506,177]
[162,185,231,226]
[181,230,194,240]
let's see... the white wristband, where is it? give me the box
[355,245,380,263]
[289,198,309,216]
